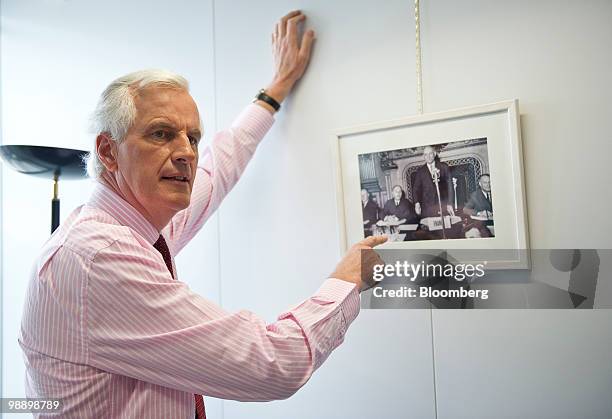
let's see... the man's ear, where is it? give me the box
[96,133,118,172]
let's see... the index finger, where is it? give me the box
[360,235,388,248]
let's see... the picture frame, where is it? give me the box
[331,100,530,269]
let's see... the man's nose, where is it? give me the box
[173,133,197,164]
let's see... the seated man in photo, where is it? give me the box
[380,185,416,225]
[361,188,380,237]
[463,173,493,219]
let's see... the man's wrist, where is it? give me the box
[254,82,292,114]
[252,78,294,114]
[253,89,280,114]
[265,79,294,104]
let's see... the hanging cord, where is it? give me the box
[415,0,424,114]
[416,6,438,416]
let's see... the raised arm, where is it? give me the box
[165,10,315,253]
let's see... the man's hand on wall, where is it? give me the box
[261,10,315,110]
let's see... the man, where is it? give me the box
[463,173,493,218]
[19,11,386,419]
[361,188,379,236]
[381,185,415,224]
[413,145,455,219]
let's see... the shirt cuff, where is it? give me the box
[231,103,275,143]
[314,278,361,327]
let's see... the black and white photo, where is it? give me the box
[358,138,494,242]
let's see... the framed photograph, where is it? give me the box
[332,100,529,269]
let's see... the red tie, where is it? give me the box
[153,235,207,419]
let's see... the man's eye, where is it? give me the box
[189,136,199,146]
[152,130,170,140]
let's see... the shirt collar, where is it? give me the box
[87,181,160,244]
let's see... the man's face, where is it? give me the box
[113,86,201,224]
[423,147,436,165]
[361,189,369,203]
[392,187,402,200]
[479,176,491,192]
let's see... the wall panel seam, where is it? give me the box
[210,0,224,418]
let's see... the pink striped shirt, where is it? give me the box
[18,104,360,418]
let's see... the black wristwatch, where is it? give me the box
[253,89,281,111]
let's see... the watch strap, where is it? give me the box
[254,89,281,111]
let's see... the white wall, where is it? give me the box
[2,1,612,418]
[421,1,612,418]
[214,1,435,418]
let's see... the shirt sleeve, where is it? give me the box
[164,104,274,254]
[86,237,360,402]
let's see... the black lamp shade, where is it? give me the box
[0,145,89,233]
[0,144,89,180]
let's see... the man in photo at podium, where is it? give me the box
[413,145,455,219]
